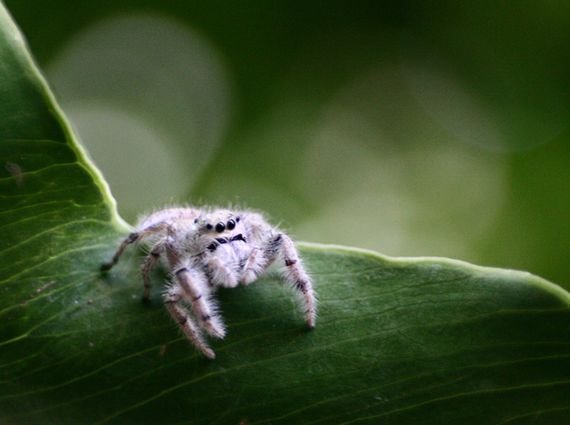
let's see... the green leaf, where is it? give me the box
[1,4,569,425]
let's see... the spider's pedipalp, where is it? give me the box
[240,248,267,285]
[206,255,239,288]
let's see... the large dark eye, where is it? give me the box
[226,219,236,230]
[215,222,225,233]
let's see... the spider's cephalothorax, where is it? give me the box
[101,207,317,359]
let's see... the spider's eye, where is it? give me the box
[206,223,213,230]
[215,222,225,233]
[235,216,240,223]
[226,219,236,230]
[194,218,198,223]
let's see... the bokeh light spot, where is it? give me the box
[47,13,232,220]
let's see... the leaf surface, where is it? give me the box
[0,4,569,425]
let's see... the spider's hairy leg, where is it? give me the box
[140,242,163,301]
[271,234,317,329]
[174,265,226,339]
[100,232,140,271]
[101,222,169,271]
[240,248,267,285]
[163,290,215,359]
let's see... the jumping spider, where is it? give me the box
[101,207,317,359]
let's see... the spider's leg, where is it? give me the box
[163,288,215,359]
[140,242,163,301]
[101,232,140,271]
[240,248,267,285]
[101,222,169,271]
[267,234,317,329]
[174,264,226,339]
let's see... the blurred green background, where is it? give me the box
[6,1,569,286]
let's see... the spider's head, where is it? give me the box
[193,209,244,240]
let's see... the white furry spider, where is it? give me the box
[101,207,317,359]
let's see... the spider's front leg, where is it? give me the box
[163,289,215,359]
[266,233,317,329]
[173,263,226,339]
